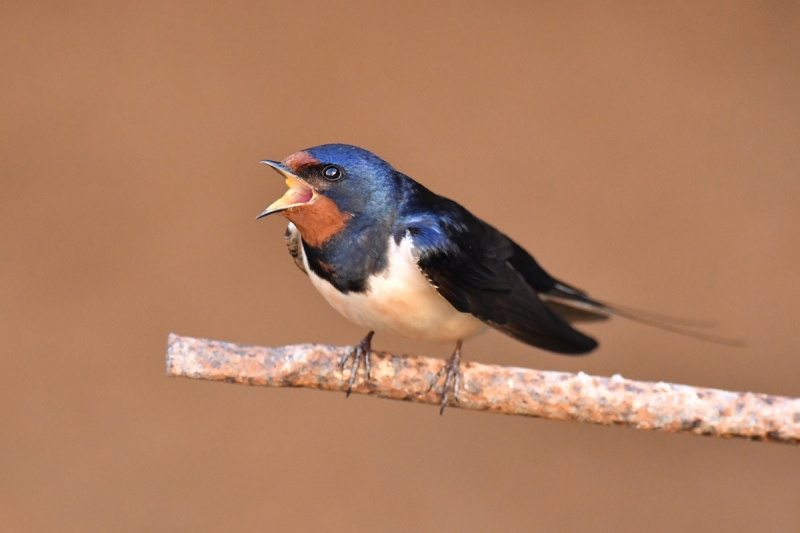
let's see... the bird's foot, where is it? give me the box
[427,340,463,415]
[340,331,374,397]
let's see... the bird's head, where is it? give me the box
[256,144,399,246]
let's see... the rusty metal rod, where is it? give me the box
[166,333,800,445]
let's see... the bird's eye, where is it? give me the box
[322,165,342,181]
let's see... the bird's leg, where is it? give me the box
[427,340,463,415]
[339,330,374,397]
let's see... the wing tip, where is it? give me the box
[497,322,599,356]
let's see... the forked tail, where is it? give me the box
[541,281,744,347]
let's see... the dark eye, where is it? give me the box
[323,165,342,181]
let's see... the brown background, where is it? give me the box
[2,2,799,531]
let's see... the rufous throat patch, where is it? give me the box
[283,195,349,247]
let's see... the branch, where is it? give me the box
[166,333,800,445]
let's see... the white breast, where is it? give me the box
[302,234,486,343]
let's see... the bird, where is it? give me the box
[256,143,731,413]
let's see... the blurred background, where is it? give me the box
[2,2,799,531]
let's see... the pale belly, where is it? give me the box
[303,236,487,343]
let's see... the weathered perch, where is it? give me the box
[166,333,800,445]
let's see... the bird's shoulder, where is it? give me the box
[393,180,556,294]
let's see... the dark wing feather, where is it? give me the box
[394,174,739,347]
[402,208,598,355]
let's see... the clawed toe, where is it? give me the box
[427,340,463,415]
[340,331,374,397]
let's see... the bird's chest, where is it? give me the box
[300,236,485,342]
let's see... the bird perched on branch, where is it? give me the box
[256,144,727,412]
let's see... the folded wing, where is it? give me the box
[403,211,598,355]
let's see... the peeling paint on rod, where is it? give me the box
[166,333,800,445]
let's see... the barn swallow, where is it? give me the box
[257,144,732,412]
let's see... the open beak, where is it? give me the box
[256,160,316,219]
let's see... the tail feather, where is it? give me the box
[542,282,744,347]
